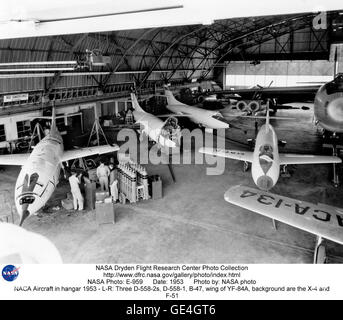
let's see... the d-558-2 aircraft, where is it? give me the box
[130,92,181,149]
[0,108,119,225]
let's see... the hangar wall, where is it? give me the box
[224,60,337,88]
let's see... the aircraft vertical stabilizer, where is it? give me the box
[164,89,181,106]
[130,93,146,113]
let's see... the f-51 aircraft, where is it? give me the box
[224,185,343,263]
[0,108,119,226]
[199,106,342,191]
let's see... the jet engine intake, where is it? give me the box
[248,100,261,113]
[236,100,249,112]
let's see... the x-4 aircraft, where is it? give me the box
[0,108,119,225]
[199,106,342,191]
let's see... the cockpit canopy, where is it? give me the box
[22,173,41,193]
[259,144,274,173]
[259,144,274,159]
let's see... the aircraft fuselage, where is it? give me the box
[251,124,280,191]
[166,104,230,129]
[133,109,177,148]
[314,74,343,133]
[15,128,63,222]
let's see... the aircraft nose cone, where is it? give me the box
[256,175,274,191]
[19,210,30,227]
[327,97,343,122]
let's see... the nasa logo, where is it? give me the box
[2,265,20,282]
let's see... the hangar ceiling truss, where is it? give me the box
[0,10,341,96]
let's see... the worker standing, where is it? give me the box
[68,171,84,211]
[109,163,118,202]
[96,160,110,192]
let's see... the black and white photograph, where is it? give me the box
[0,0,343,302]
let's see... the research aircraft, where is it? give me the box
[164,88,230,130]
[130,93,181,149]
[0,108,119,225]
[199,105,342,191]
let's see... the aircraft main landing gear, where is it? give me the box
[323,143,342,188]
[280,164,291,178]
[313,236,327,264]
[243,161,250,172]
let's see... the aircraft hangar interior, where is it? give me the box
[1,1,343,265]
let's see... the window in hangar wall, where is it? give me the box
[0,124,6,142]
[225,60,336,88]
[16,120,31,138]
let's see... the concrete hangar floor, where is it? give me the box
[1,106,343,264]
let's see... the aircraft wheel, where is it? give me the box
[315,245,327,264]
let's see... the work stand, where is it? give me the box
[28,122,44,151]
[87,118,109,147]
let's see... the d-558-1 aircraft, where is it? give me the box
[0,108,119,226]
[199,105,342,191]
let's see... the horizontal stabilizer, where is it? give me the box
[279,154,342,165]
[199,147,253,162]
[224,185,343,245]
[0,153,29,166]
[61,144,119,162]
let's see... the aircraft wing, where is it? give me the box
[224,185,343,245]
[279,154,342,165]
[0,153,30,166]
[199,147,254,162]
[61,144,119,162]
[214,85,320,104]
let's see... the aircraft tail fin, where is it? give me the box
[164,88,181,106]
[334,46,339,78]
[265,101,270,133]
[49,103,58,133]
[130,93,146,113]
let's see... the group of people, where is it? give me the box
[68,160,119,211]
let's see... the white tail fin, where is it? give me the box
[164,88,180,106]
[51,106,56,125]
[130,93,145,113]
[265,100,270,133]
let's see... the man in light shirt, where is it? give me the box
[96,160,110,192]
[68,171,84,211]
